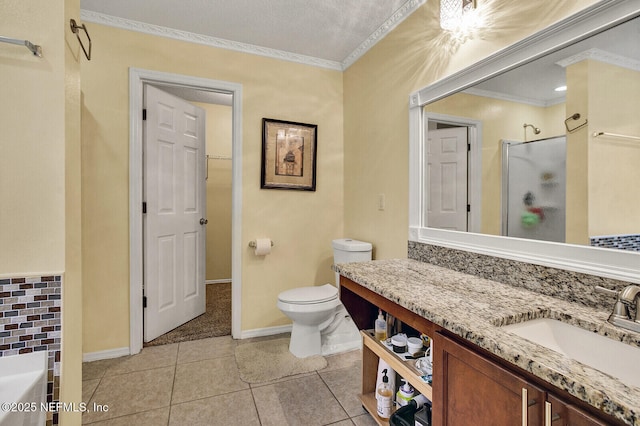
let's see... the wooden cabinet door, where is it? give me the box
[434,331,545,426]
[546,394,609,426]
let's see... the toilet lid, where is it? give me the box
[278,283,338,304]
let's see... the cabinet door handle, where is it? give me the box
[545,401,552,426]
[544,401,562,425]
[522,388,528,426]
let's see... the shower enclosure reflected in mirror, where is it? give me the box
[501,136,566,243]
[420,10,640,248]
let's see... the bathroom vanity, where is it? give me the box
[336,259,640,426]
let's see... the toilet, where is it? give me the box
[277,239,373,358]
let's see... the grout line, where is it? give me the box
[81,407,171,425]
[250,386,264,426]
[317,370,352,420]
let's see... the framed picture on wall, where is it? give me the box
[261,118,318,191]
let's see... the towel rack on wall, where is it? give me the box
[564,113,588,133]
[70,19,91,60]
[593,131,640,142]
[0,35,42,57]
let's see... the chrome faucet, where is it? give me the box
[596,285,640,333]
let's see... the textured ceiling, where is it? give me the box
[470,17,640,105]
[79,1,639,104]
[80,0,424,69]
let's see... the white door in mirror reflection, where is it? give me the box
[427,127,468,231]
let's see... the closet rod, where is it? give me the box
[593,131,640,141]
[0,36,42,57]
[205,155,232,180]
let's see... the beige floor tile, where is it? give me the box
[169,390,260,426]
[351,413,379,426]
[177,335,236,364]
[82,366,174,423]
[248,370,318,389]
[82,407,170,425]
[82,358,122,381]
[82,379,100,404]
[324,349,361,372]
[236,332,290,346]
[252,374,349,426]
[324,420,355,426]
[171,356,249,404]
[105,344,178,376]
[320,366,366,417]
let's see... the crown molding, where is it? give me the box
[463,87,565,107]
[556,47,640,72]
[80,10,343,71]
[81,0,426,71]
[341,0,427,69]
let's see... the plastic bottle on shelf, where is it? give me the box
[376,369,393,419]
[396,379,415,407]
[374,310,387,341]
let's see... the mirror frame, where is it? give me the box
[408,0,640,284]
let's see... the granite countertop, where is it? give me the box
[335,258,640,426]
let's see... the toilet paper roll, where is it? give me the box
[254,238,272,256]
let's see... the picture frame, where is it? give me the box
[261,118,318,191]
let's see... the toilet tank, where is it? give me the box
[332,238,372,264]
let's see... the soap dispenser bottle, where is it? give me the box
[376,369,393,419]
[395,379,415,407]
[374,310,387,341]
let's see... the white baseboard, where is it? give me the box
[83,347,130,362]
[83,325,290,361]
[239,324,292,339]
[206,279,231,285]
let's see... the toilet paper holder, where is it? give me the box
[248,240,275,248]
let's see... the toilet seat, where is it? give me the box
[278,283,338,305]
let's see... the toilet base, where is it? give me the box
[288,305,362,358]
[321,305,361,356]
[289,323,322,358]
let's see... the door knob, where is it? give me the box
[200,218,208,225]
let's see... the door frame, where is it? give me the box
[424,112,482,233]
[129,68,243,354]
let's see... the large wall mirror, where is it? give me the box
[409,0,640,283]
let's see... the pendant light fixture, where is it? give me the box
[440,0,477,31]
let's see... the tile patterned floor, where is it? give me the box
[82,335,378,425]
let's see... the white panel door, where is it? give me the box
[144,85,206,342]
[427,127,468,231]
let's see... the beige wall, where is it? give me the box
[199,103,233,281]
[1,0,83,423]
[425,94,565,235]
[565,61,590,244]
[343,0,598,259]
[1,1,66,274]
[565,59,640,243]
[63,0,84,421]
[587,61,640,237]
[81,24,344,352]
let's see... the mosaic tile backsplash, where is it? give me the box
[590,234,640,252]
[408,241,632,311]
[0,275,62,426]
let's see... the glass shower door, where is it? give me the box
[502,136,566,242]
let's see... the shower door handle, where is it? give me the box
[200,218,208,225]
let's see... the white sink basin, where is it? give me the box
[502,318,640,389]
